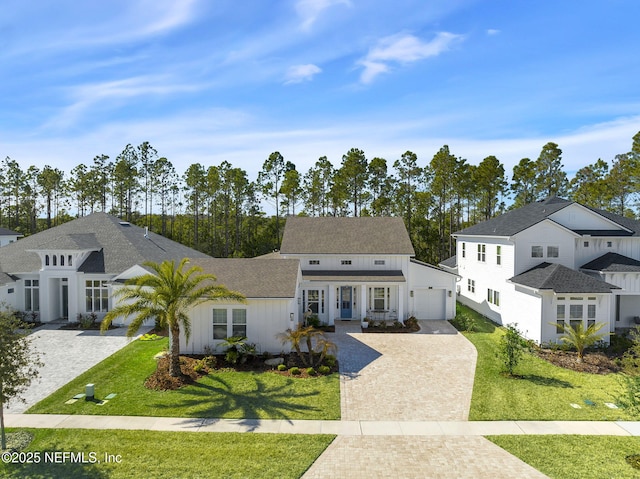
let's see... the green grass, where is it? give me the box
[0,428,334,479]
[28,337,340,420]
[488,435,640,479]
[456,303,634,421]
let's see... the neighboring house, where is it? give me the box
[0,212,455,354]
[277,216,457,324]
[442,196,640,344]
[0,227,22,247]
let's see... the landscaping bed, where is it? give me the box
[534,348,621,374]
[362,317,420,333]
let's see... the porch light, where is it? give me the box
[290,313,294,321]
[448,290,452,297]
[410,291,414,297]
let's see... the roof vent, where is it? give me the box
[119,221,130,227]
[144,226,149,238]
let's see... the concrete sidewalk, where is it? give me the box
[4,414,640,436]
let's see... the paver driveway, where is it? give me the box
[335,320,477,421]
[5,323,150,413]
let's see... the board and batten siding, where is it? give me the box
[181,298,297,355]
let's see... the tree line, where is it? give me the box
[1,131,639,264]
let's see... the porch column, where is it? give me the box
[398,283,405,322]
[359,284,367,320]
[328,286,336,325]
[68,274,80,323]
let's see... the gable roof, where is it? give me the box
[280,216,415,255]
[509,262,619,293]
[193,258,299,298]
[0,213,209,275]
[439,255,457,269]
[455,197,572,237]
[581,252,640,273]
[0,227,21,236]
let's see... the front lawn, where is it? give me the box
[488,435,640,479]
[455,303,634,421]
[0,428,334,479]
[28,337,340,420]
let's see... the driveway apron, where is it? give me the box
[5,324,150,413]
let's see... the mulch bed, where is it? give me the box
[145,353,338,390]
[534,348,621,374]
[363,321,420,334]
[59,322,118,331]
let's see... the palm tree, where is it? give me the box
[101,258,246,377]
[277,325,309,365]
[555,321,609,362]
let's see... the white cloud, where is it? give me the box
[295,0,351,31]
[358,32,464,84]
[284,64,322,84]
[486,29,500,35]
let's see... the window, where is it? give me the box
[341,260,352,265]
[556,320,565,334]
[7,288,14,294]
[569,304,583,320]
[587,304,596,328]
[584,241,589,247]
[607,241,612,248]
[462,243,466,258]
[213,309,227,339]
[557,297,565,301]
[493,290,500,306]
[305,289,324,314]
[25,279,39,312]
[60,255,64,266]
[477,244,486,262]
[373,287,385,310]
[52,255,57,266]
[374,260,385,265]
[45,255,50,266]
[308,260,320,265]
[487,288,493,303]
[85,280,109,312]
[547,246,559,258]
[531,246,543,258]
[587,297,596,301]
[68,255,73,266]
[232,309,247,337]
[496,246,501,265]
[569,297,584,301]
[557,304,565,319]
[467,279,475,293]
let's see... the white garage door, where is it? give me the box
[414,289,446,320]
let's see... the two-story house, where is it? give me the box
[442,197,640,344]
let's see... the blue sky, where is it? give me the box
[2,0,639,182]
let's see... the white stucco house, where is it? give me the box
[0,213,456,354]
[441,196,640,344]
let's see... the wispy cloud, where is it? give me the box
[486,29,500,36]
[358,32,464,84]
[295,0,351,31]
[284,64,322,84]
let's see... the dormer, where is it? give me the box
[27,233,102,272]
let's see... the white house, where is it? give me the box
[0,213,456,355]
[442,196,640,344]
[0,227,22,247]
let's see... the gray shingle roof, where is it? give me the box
[280,216,415,255]
[509,262,619,293]
[439,255,457,269]
[301,270,405,282]
[455,197,640,238]
[581,252,640,272]
[0,227,21,236]
[193,258,300,298]
[0,213,210,275]
[455,197,571,236]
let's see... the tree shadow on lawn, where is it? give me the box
[517,374,574,388]
[149,374,322,423]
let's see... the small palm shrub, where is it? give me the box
[289,367,301,375]
[554,321,609,362]
[306,367,317,376]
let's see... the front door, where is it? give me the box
[340,286,352,319]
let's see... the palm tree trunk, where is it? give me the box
[169,325,182,377]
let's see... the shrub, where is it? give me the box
[498,323,527,376]
[324,355,336,367]
[78,313,95,329]
[405,316,418,329]
[289,367,301,375]
[277,364,287,371]
[306,367,317,376]
[306,315,320,328]
[204,355,217,369]
[193,359,207,373]
[318,365,330,375]
[618,374,640,416]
